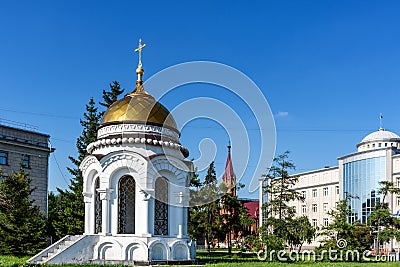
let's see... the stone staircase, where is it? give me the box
[28,235,82,264]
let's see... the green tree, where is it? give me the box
[220,184,255,254]
[47,191,62,241]
[188,162,222,253]
[50,97,100,240]
[260,151,304,252]
[368,181,400,254]
[318,193,371,257]
[286,216,315,252]
[263,151,303,222]
[0,168,47,256]
[99,81,125,115]
[188,167,204,242]
[201,162,222,252]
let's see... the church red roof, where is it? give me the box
[243,201,259,219]
[222,144,236,188]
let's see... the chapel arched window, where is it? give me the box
[154,177,168,235]
[94,177,102,234]
[118,175,136,234]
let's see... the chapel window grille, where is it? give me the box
[118,176,135,234]
[154,177,168,235]
[94,177,102,234]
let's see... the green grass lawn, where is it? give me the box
[0,255,30,267]
[206,264,400,267]
[3,253,400,267]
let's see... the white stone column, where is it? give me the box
[177,191,185,238]
[98,188,113,235]
[82,192,93,234]
[139,189,152,237]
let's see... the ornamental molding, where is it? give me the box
[150,156,191,174]
[87,136,188,156]
[80,156,99,173]
[149,157,189,187]
[101,153,145,171]
[97,123,179,140]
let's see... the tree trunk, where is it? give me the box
[228,225,232,254]
[206,233,211,254]
[298,243,303,253]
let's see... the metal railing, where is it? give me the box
[0,118,39,131]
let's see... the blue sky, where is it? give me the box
[1,0,400,199]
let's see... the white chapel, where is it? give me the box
[29,39,196,264]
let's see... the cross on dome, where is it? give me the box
[133,38,147,90]
[134,38,146,67]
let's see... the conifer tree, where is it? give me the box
[260,151,305,253]
[318,193,371,257]
[368,181,400,254]
[50,97,100,239]
[188,167,203,241]
[99,81,125,115]
[220,186,252,254]
[188,162,222,253]
[0,168,47,256]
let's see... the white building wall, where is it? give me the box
[287,167,340,248]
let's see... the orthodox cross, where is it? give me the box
[134,38,146,66]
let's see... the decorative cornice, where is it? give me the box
[87,136,189,158]
[80,156,98,173]
[97,123,179,141]
[101,153,142,170]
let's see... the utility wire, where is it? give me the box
[0,108,79,120]
[48,140,70,188]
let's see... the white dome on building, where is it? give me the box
[361,128,400,143]
[357,128,400,152]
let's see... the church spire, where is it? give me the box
[222,141,236,196]
[133,38,147,93]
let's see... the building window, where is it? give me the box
[302,205,307,214]
[154,177,169,235]
[323,187,328,196]
[397,197,400,206]
[378,143,382,147]
[323,203,328,212]
[94,177,102,234]
[301,191,306,199]
[22,155,30,168]
[312,219,318,228]
[397,177,400,188]
[336,186,339,194]
[118,175,136,234]
[323,218,329,227]
[312,189,317,198]
[344,156,387,224]
[385,143,388,147]
[0,152,8,165]
[292,206,296,213]
[372,144,375,148]
[312,204,317,212]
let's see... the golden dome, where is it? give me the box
[102,39,177,130]
[101,85,178,130]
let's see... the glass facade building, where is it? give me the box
[343,156,386,224]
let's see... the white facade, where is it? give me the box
[287,167,340,249]
[261,127,400,249]
[29,51,197,263]
[29,121,196,264]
